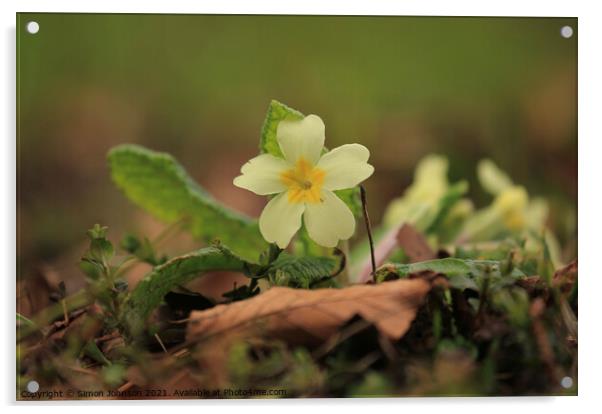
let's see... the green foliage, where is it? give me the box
[375,257,471,282]
[383,154,469,233]
[80,224,114,279]
[267,253,339,288]
[19,104,577,398]
[16,313,36,330]
[491,287,531,327]
[108,144,267,262]
[259,100,304,157]
[120,233,167,266]
[280,348,325,394]
[78,225,129,330]
[425,180,469,234]
[375,257,524,287]
[227,341,323,397]
[122,245,258,337]
[348,372,394,397]
[82,341,112,366]
[101,364,127,387]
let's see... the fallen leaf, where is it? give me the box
[552,259,577,295]
[187,278,431,345]
[396,223,436,262]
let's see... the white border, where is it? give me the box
[8,0,581,16]
[3,0,600,412]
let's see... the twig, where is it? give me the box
[17,289,93,341]
[68,366,98,376]
[117,381,135,393]
[360,185,376,281]
[61,299,70,325]
[154,333,169,354]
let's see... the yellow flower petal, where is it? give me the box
[317,144,374,191]
[259,192,305,248]
[304,190,355,247]
[233,154,290,195]
[276,114,325,165]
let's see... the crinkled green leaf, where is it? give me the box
[259,100,304,157]
[108,144,267,262]
[122,245,258,337]
[400,258,473,277]
[447,274,480,291]
[377,258,487,281]
[267,253,338,289]
[376,257,525,286]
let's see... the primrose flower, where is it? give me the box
[234,115,374,248]
[492,185,529,231]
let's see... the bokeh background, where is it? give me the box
[17,14,577,301]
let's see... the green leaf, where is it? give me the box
[267,253,338,289]
[120,233,166,266]
[82,340,112,366]
[376,258,486,282]
[425,180,469,234]
[85,224,114,264]
[404,258,473,276]
[447,274,480,291]
[101,364,127,387]
[375,257,525,287]
[80,224,114,281]
[87,224,109,239]
[259,100,304,157]
[16,313,36,329]
[334,187,362,217]
[121,245,257,337]
[108,144,267,262]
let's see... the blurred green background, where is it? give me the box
[17,14,577,285]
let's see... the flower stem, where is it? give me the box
[360,185,376,282]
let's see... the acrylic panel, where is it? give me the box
[16,13,577,400]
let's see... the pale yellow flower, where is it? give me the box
[234,115,374,248]
[492,185,529,231]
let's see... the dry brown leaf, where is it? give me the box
[396,223,436,262]
[187,278,431,345]
[553,259,577,295]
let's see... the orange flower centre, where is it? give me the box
[280,158,325,204]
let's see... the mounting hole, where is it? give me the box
[560,376,573,389]
[26,21,40,34]
[26,380,39,393]
[560,25,573,39]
